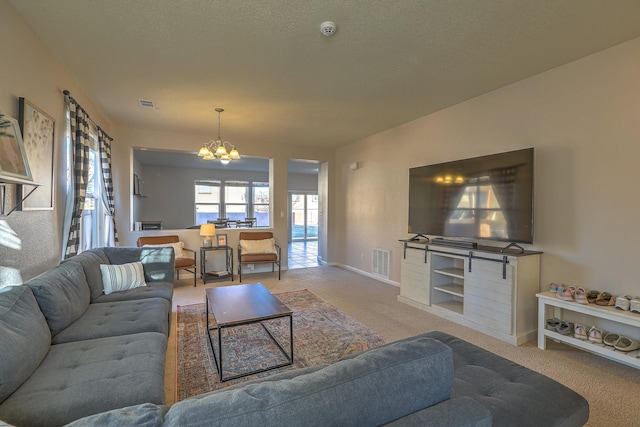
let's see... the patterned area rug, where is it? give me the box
[176,289,387,400]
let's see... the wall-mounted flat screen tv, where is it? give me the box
[408,148,534,244]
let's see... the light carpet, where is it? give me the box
[168,266,640,426]
[175,288,387,400]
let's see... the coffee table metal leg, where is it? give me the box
[206,295,224,379]
[219,325,224,380]
[289,314,294,361]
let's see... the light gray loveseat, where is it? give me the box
[0,247,175,427]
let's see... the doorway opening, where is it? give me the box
[288,193,319,269]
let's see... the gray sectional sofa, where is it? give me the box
[0,247,175,427]
[1,246,589,427]
[68,335,588,427]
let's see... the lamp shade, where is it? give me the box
[200,224,216,237]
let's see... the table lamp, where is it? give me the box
[200,224,216,248]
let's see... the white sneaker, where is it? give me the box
[630,297,640,314]
[574,323,588,340]
[588,326,603,344]
[615,295,631,311]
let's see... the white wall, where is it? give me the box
[0,0,111,284]
[335,37,640,295]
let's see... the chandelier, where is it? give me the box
[197,108,240,165]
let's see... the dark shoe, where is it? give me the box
[595,292,616,306]
[556,320,573,335]
[546,318,560,331]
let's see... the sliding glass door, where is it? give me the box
[290,193,318,241]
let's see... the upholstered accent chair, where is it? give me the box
[238,231,281,282]
[137,235,197,286]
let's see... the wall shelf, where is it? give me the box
[0,180,41,216]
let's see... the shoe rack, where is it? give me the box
[537,291,640,369]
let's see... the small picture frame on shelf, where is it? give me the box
[216,234,227,247]
[0,114,32,183]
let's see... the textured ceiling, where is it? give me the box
[10,0,640,148]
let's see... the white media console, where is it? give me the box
[398,240,541,345]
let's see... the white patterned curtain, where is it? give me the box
[63,95,91,259]
[98,130,119,247]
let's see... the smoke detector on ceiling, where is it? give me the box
[320,21,336,36]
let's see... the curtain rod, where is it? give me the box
[63,90,113,141]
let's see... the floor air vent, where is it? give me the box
[372,248,390,278]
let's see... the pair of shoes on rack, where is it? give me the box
[575,324,603,343]
[615,295,632,311]
[603,333,640,351]
[545,318,572,335]
[556,285,589,303]
[615,295,640,312]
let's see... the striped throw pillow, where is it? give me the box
[99,262,147,295]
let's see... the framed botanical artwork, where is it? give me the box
[216,233,227,247]
[0,113,32,183]
[18,98,55,210]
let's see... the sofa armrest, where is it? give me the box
[103,247,175,282]
[63,403,168,427]
[182,248,195,259]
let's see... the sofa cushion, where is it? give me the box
[0,332,167,427]
[240,253,278,263]
[163,335,453,427]
[51,297,171,344]
[0,286,51,403]
[24,261,90,336]
[100,261,147,295]
[93,281,173,304]
[239,238,277,254]
[423,331,590,427]
[62,248,110,302]
[383,396,492,426]
[142,241,185,259]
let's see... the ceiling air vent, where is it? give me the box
[138,99,155,109]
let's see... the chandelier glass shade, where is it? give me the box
[198,108,240,164]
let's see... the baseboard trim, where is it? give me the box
[337,264,400,287]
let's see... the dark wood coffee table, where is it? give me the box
[205,283,293,382]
